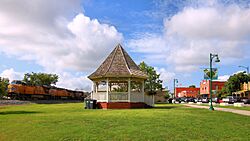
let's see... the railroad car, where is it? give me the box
[7,80,86,100]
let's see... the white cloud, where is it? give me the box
[155,67,175,87]
[128,33,168,54]
[0,1,123,72]
[165,6,250,40]
[218,75,230,81]
[56,72,92,91]
[128,3,250,72]
[0,1,124,90]
[0,68,23,82]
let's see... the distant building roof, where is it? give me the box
[88,44,148,80]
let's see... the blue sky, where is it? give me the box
[0,0,250,91]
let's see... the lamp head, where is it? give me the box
[214,55,220,62]
[215,57,220,62]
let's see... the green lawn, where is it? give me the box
[0,103,249,141]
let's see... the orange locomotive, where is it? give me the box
[7,80,85,100]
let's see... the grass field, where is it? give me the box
[0,103,249,141]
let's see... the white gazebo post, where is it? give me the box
[91,82,95,99]
[106,78,109,102]
[95,82,98,93]
[142,80,145,102]
[128,78,131,102]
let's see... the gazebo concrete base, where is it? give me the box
[97,102,151,109]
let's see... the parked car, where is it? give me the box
[197,98,202,102]
[184,97,189,102]
[212,97,220,103]
[241,97,250,104]
[194,98,198,103]
[168,98,173,104]
[202,98,209,103]
[222,96,230,103]
[180,97,187,103]
[174,98,181,103]
[235,97,242,102]
[175,97,186,103]
[222,96,237,104]
[185,97,196,103]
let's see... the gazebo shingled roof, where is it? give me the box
[88,44,148,80]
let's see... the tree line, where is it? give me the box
[218,72,250,98]
[0,77,9,98]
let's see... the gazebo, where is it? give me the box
[88,44,154,109]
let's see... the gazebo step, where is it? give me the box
[97,102,148,109]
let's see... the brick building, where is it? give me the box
[233,82,250,98]
[175,87,200,98]
[200,80,225,98]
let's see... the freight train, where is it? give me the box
[7,80,87,100]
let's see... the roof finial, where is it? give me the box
[116,43,122,48]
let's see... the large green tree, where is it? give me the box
[139,62,163,95]
[222,72,250,96]
[23,72,59,86]
[0,77,9,99]
[164,89,171,99]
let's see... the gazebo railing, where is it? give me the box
[92,91,154,106]
[130,92,143,102]
[109,92,128,102]
[92,92,106,102]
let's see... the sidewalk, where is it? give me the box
[185,104,250,116]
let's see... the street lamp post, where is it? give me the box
[173,79,178,99]
[239,65,249,74]
[209,53,220,111]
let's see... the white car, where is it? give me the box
[202,98,209,103]
[222,96,237,104]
